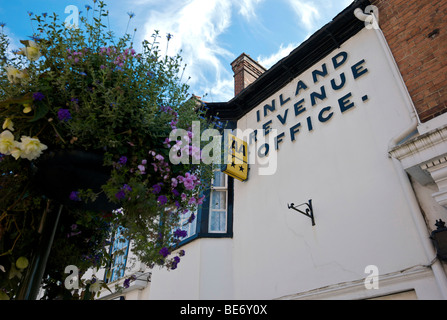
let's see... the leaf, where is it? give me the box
[0,94,33,109]
[8,264,22,280]
[101,282,113,294]
[28,104,49,122]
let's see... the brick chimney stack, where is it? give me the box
[231,53,266,96]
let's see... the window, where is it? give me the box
[178,170,233,246]
[209,171,228,233]
[179,209,197,239]
[106,226,130,283]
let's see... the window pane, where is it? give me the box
[108,226,129,283]
[211,191,226,210]
[111,254,126,282]
[180,210,197,238]
[213,171,225,188]
[209,210,226,232]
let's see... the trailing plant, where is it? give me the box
[0,1,216,300]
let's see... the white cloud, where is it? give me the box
[257,42,297,69]
[1,27,23,60]
[126,0,346,102]
[129,0,267,102]
[136,0,236,101]
[287,0,321,31]
[201,77,234,103]
[237,0,264,21]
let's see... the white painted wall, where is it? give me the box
[148,238,233,299]
[232,27,438,299]
[129,27,443,300]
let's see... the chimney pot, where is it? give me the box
[231,53,266,96]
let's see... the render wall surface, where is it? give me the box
[371,0,447,122]
[232,27,439,299]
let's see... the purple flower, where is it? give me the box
[197,195,205,205]
[171,256,180,270]
[57,108,72,122]
[180,172,198,191]
[119,156,127,165]
[157,195,168,205]
[32,92,45,101]
[172,189,179,197]
[152,184,162,194]
[69,191,81,201]
[138,164,146,174]
[163,137,171,146]
[115,190,126,200]
[123,275,136,289]
[187,213,196,223]
[174,229,187,238]
[115,184,131,200]
[67,229,82,238]
[159,247,170,258]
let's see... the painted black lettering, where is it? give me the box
[310,86,327,106]
[312,63,328,83]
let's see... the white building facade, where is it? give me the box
[95,0,447,300]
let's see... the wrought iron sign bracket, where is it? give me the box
[287,199,315,226]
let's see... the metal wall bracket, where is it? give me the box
[287,199,315,226]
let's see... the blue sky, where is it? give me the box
[0,0,353,102]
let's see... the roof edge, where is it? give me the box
[207,0,371,120]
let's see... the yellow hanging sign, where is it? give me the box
[222,134,248,182]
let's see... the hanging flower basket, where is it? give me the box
[0,1,217,300]
[34,149,116,212]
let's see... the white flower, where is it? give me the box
[22,104,32,114]
[0,130,16,155]
[17,136,48,160]
[10,146,22,160]
[21,40,41,61]
[2,118,14,131]
[89,278,104,293]
[5,66,27,84]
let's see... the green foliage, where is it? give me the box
[0,0,217,300]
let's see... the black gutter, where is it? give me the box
[206,0,371,121]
